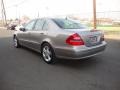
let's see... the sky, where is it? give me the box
[3,0,120,19]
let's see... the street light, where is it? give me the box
[93,0,97,29]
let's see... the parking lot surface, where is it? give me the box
[0,29,120,90]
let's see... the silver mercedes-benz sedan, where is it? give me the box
[13,18,107,64]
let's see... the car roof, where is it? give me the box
[35,17,66,21]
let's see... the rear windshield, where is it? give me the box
[52,19,88,29]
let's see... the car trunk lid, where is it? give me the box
[65,29,103,47]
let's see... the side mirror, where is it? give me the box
[19,27,26,31]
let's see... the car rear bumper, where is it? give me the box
[55,41,107,60]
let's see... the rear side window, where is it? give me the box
[34,19,45,30]
[53,19,88,29]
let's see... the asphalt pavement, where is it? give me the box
[0,29,120,90]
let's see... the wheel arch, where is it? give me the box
[40,40,55,54]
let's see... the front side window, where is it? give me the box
[25,20,36,30]
[34,19,45,30]
[53,19,88,29]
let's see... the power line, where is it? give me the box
[6,0,28,9]
[97,11,120,13]
[6,0,28,19]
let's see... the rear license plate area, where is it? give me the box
[89,36,97,44]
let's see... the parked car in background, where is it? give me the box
[13,18,107,64]
[7,21,19,30]
[15,23,26,31]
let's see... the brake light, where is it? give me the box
[66,33,84,46]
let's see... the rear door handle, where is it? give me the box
[40,33,44,35]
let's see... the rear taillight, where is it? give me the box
[66,33,84,46]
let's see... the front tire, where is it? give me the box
[13,36,20,48]
[41,43,56,64]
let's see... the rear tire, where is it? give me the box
[41,43,56,64]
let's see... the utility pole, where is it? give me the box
[93,0,97,29]
[1,0,7,26]
[37,11,39,18]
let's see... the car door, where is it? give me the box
[28,19,46,51]
[17,20,37,47]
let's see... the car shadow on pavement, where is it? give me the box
[56,56,102,69]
